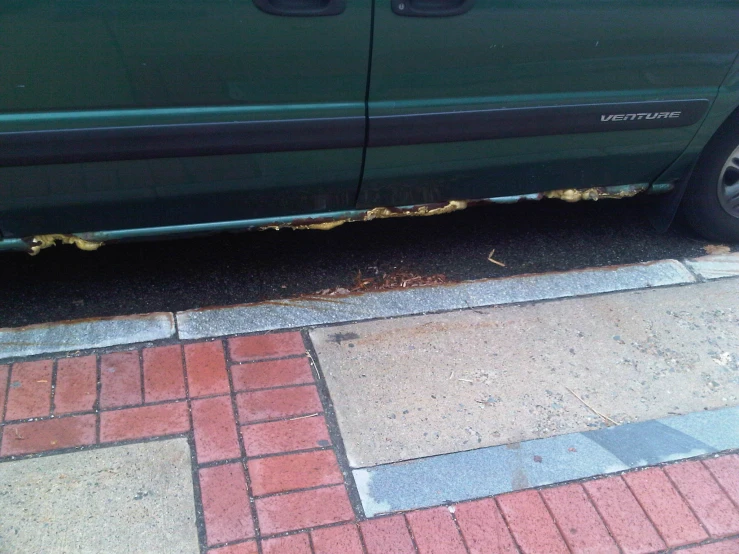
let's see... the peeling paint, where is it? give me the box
[26,234,104,256]
[290,220,348,231]
[4,183,654,253]
[364,200,468,220]
[261,186,647,231]
[486,184,650,205]
[544,184,647,202]
[261,200,469,231]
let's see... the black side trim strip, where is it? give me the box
[368,99,710,147]
[0,99,709,167]
[0,117,365,167]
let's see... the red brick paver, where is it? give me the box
[100,402,190,442]
[1,414,96,456]
[143,345,186,402]
[406,506,468,554]
[311,523,364,554]
[665,461,739,538]
[54,356,97,414]
[624,467,708,547]
[229,332,305,362]
[455,498,518,554]
[185,341,230,397]
[262,533,312,554]
[541,483,619,554]
[208,541,259,554]
[192,395,241,463]
[236,385,322,423]
[255,485,353,535]
[232,357,314,391]
[360,515,416,554]
[704,455,739,508]
[5,360,52,420]
[248,449,343,496]
[200,463,254,545]
[100,351,142,409]
[584,476,666,554]
[497,489,570,554]
[242,415,331,457]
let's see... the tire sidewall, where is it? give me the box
[682,119,739,242]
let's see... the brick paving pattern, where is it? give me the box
[1,330,738,553]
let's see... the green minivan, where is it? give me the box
[2,0,739,253]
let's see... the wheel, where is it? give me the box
[681,121,739,242]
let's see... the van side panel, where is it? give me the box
[359,1,739,207]
[0,0,371,236]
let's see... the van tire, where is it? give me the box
[681,120,739,243]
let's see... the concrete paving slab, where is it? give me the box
[311,279,739,467]
[684,252,739,280]
[0,439,199,554]
[176,260,694,340]
[0,313,175,361]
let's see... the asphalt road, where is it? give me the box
[1,198,730,328]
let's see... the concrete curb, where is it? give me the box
[0,313,175,361]
[1,253,737,360]
[353,406,739,517]
[175,259,696,340]
[684,252,739,280]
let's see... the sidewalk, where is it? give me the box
[1,257,739,553]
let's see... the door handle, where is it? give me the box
[253,0,345,16]
[392,0,473,16]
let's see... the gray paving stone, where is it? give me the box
[354,432,628,516]
[354,406,739,516]
[312,279,739,467]
[0,439,199,554]
[0,313,175,360]
[684,252,739,280]
[660,406,739,451]
[586,420,715,466]
[176,260,694,339]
